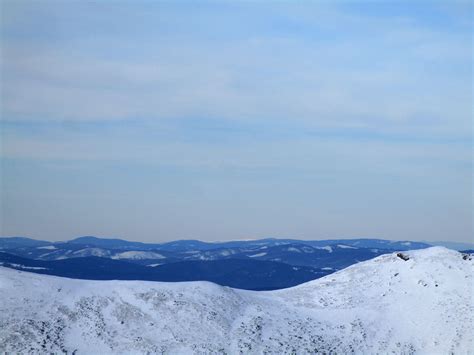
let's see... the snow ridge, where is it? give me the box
[0,247,472,354]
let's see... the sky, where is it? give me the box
[0,0,472,243]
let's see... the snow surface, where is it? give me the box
[0,247,472,354]
[72,248,111,258]
[248,252,267,258]
[0,262,48,271]
[111,251,166,260]
[337,244,357,249]
[315,246,333,253]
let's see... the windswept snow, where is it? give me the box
[0,247,472,354]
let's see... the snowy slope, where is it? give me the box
[111,251,166,260]
[0,247,472,354]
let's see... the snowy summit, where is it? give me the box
[0,247,472,353]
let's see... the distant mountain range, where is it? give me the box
[0,236,470,290]
[0,235,435,253]
[142,237,430,252]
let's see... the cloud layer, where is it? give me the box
[1,1,472,242]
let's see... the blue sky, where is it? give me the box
[0,0,472,242]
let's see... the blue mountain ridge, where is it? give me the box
[1,236,434,251]
[0,252,329,290]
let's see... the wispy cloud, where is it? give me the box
[1,2,471,135]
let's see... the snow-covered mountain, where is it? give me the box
[0,247,472,353]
